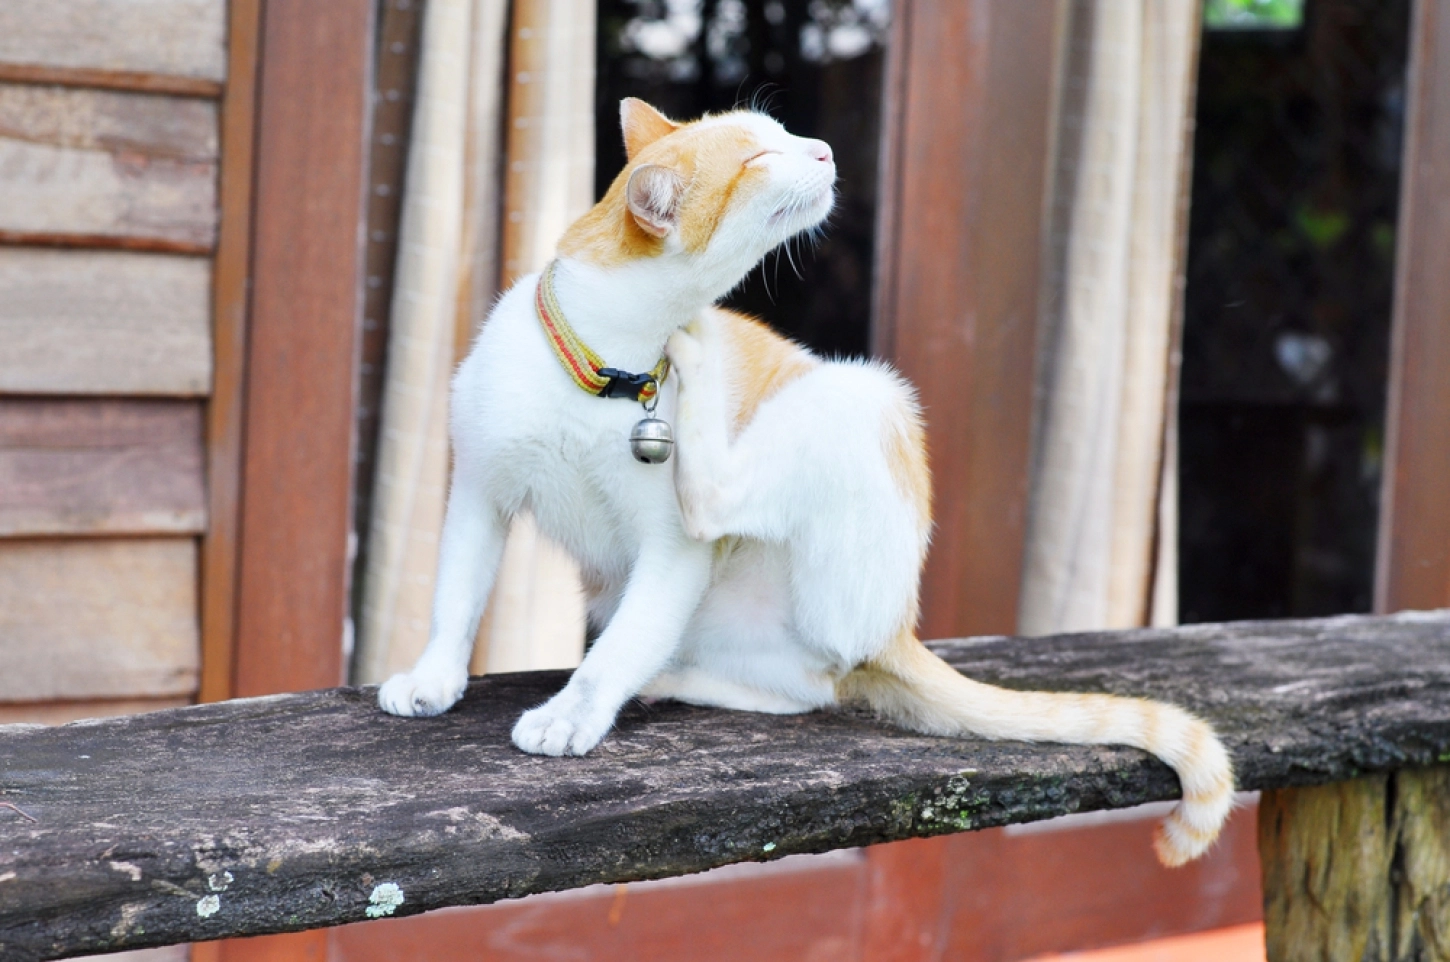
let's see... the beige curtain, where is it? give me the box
[1019,0,1202,636]
[356,0,594,684]
[475,0,597,674]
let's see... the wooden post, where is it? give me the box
[1260,2,1450,960]
[1259,769,1450,961]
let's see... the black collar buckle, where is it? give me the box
[596,368,655,401]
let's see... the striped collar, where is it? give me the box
[535,261,669,404]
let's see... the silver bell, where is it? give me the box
[629,417,674,464]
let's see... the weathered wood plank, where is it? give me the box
[0,84,217,160]
[0,612,1445,960]
[0,84,217,249]
[0,1,226,87]
[0,399,206,536]
[1260,768,1450,962]
[0,538,200,702]
[0,249,212,395]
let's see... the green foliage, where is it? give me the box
[1204,0,1305,29]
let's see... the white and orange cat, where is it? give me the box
[379,99,1234,865]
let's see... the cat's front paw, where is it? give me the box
[511,687,615,756]
[379,665,467,717]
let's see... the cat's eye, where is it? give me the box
[744,149,780,167]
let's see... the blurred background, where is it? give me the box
[3,0,1447,959]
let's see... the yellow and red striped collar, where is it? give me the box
[535,261,669,404]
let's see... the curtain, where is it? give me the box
[475,0,597,674]
[355,0,594,684]
[1018,0,1202,636]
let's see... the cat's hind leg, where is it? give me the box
[642,669,818,714]
[668,327,927,668]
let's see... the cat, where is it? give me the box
[378,98,1234,866]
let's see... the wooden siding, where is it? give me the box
[0,83,218,250]
[0,399,205,536]
[0,0,226,90]
[0,248,213,395]
[0,538,200,702]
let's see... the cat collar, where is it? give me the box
[535,260,670,404]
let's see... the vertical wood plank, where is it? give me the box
[232,0,372,694]
[859,837,948,962]
[199,0,263,704]
[1260,769,1450,962]
[872,0,1061,639]
[1376,0,1450,615]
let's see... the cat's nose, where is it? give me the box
[804,139,833,164]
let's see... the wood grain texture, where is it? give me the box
[0,84,217,159]
[0,538,199,703]
[199,0,264,705]
[232,0,373,697]
[1260,768,1450,962]
[0,399,205,536]
[1377,0,1450,614]
[0,611,1445,959]
[872,0,1060,638]
[0,1,225,85]
[0,249,212,395]
[0,84,217,249]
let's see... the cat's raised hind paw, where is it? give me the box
[378,666,467,717]
[665,328,706,385]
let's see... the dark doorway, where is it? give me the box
[1179,0,1412,621]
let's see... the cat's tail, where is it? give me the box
[836,631,1235,867]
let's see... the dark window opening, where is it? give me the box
[1179,0,1411,622]
[594,0,890,358]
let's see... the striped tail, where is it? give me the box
[837,632,1235,866]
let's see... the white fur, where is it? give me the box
[378,114,881,755]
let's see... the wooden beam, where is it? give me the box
[231,0,374,700]
[1377,0,1450,615]
[872,0,1060,639]
[1260,768,1450,962]
[2,612,1446,958]
[198,0,263,705]
[0,399,205,537]
[1259,7,1450,960]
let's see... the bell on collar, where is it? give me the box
[629,417,674,464]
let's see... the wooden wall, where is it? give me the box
[0,0,230,725]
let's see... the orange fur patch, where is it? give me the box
[882,404,932,538]
[715,309,819,435]
[559,116,769,267]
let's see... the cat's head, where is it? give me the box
[559,98,836,297]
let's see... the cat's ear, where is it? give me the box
[621,98,680,160]
[626,164,683,238]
